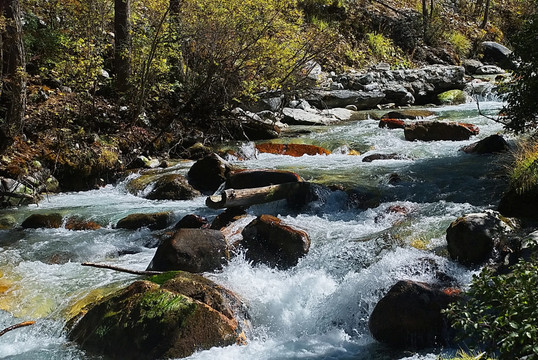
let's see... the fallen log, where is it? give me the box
[206,182,306,209]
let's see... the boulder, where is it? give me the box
[21,213,63,229]
[281,108,334,126]
[116,211,172,230]
[475,65,505,75]
[362,153,405,162]
[174,214,209,229]
[181,142,213,160]
[369,280,458,349]
[255,143,331,157]
[238,119,281,140]
[68,273,249,360]
[210,207,248,230]
[0,214,16,230]
[379,118,405,129]
[446,210,517,266]
[404,121,479,141]
[381,109,435,120]
[461,134,510,154]
[498,188,538,221]
[187,154,234,194]
[65,216,102,231]
[130,155,161,169]
[304,89,385,110]
[480,41,515,70]
[241,215,310,269]
[225,169,302,189]
[462,59,484,75]
[147,228,228,272]
[146,174,201,201]
[382,84,415,105]
[437,89,468,105]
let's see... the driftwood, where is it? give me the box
[206,182,305,209]
[82,262,163,276]
[0,191,35,200]
[0,321,35,337]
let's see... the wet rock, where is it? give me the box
[255,143,330,157]
[0,214,16,230]
[304,89,385,110]
[68,273,249,360]
[210,207,248,230]
[65,216,102,231]
[130,155,160,169]
[21,213,63,229]
[369,280,458,349]
[462,59,483,75]
[498,188,538,221]
[461,134,510,154]
[237,118,281,140]
[404,121,479,141]
[241,215,310,269]
[379,118,405,129]
[181,142,213,160]
[437,89,468,105]
[225,169,302,189]
[174,214,209,229]
[362,153,405,162]
[381,109,435,120]
[446,210,517,266]
[281,108,335,126]
[475,65,505,75]
[480,41,515,70]
[345,187,381,210]
[116,211,172,230]
[147,228,228,273]
[187,154,234,194]
[146,174,200,201]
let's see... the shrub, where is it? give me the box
[508,138,538,194]
[448,31,471,58]
[446,237,538,359]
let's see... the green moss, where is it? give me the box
[148,271,182,285]
[139,290,196,322]
[438,90,468,105]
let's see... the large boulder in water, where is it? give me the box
[255,143,330,157]
[304,89,385,110]
[480,41,516,70]
[369,280,458,349]
[404,121,479,141]
[187,154,234,194]
[146,174,200,200]
[147,228,229,273]
[498,188,538,221]
[461,134,510,154]
[225,169,302,189]
[67,272,249,360]
[446,210,517,266]
[116,211,172,230]
[241,215,310,269]
[21,213,63,229]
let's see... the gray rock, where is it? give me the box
[304,89,385,110]
[481,41,515,69]
[281,108,335,125]
[463,59,483,74]
[475,65,505,75]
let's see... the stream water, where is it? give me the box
[0,101,509,359]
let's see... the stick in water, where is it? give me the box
[81,262,163,276]
[0,321,36,337]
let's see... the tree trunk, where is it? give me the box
[0,0,26,137]
[422,0,428,39]
[206,183,306,209]
[481,0,490,28]
[170,0,181,15]
[114,0,131,93]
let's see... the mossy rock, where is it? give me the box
[21,213,63,229]
[437,89,468,105]
[116,211,172,230]
[68,273,249,359]
[0,214,16,230]
[146,174,200,201]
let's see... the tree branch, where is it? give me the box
[81,262,163,276]
[0,321,35,337]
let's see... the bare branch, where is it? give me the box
[81,262,163,276]
[0,321,35,337]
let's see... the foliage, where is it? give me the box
[174,0,334,115]
[508,138,538,194]
[503,8,538,134]
[446,238,538,359]
[447,31,472,58]
[438,349,495,360]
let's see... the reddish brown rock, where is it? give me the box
[65,216,102,231]
[255,143,331,157]
[116,212,172,230]
[379,118,405,129]
[187,154,234,194]
[174,214,209,229]
[404,121,479,141]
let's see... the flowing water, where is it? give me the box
[0,101,510,359]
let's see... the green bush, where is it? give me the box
[448,31,471,58]
[446,238,538,359]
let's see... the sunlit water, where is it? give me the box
[0,101,510,359]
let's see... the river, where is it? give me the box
[0,101,509,359]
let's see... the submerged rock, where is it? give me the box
[255,143,330,157]
[404,121,479,141]
[378,118,405,129]
[65,216,102,231]
[145,174,200,201]
[362,153,405,162]
[225,169,302,189]
[461,134,510,154]
[116,211,172,230]
[369,280,458,349]
[446,210,517,266]
[380,109,435,120]
[21,213,63,229]
[241,215,310,269]
[68,273,249,360]
[147,228,229,273]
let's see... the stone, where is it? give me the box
[146,174,201,201]
[437,89,468,105]
[381,109,435,120]
[65,216,102,231]
[147,228,229,273]
[461,134,510,154]
[475,65,505,75]
[281,108,334,126]
[480,41,515,70]
[462,59,483,75]
[0,214,16,230]
[21,213,63,229]
[304,90,385,110]
[187,154,234,194]
[130,155,160,169]
[116,211,172,230]
[181,142,213,160]
[369,280,458,349]
[362,153,405,162]
[404,121,479,141]
[68,273,249,360]
[255,143,331,157]
[241,215,310,269]
[210,207,248,230]
[498,188,538,221]
[446,210,517,266]
[225,169,302,189]
[378,118,405,129]
[174,214,209,229]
